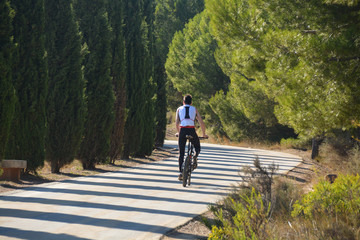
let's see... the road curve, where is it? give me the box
[0,140,302,240]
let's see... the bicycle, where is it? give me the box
[182,135,207,187]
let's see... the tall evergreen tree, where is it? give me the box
[0,0,15,161]
[154,0,177,147]
[107,0,127,163]
[122,0,155,158]
[6,0,47,172]
[44,0,85,173]
[74,0,115,169]
[138,0,156,156]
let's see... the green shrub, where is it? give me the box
[292,174,360,228]
[209,188,270,240]
[206,158,307,239]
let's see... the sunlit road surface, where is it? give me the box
[0,140,302,240]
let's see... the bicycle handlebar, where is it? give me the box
[184,135,208,140]
[175,133,208,140]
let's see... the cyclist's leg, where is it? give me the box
[189,129,200,156]
[178,128,187,173]
[190,129,201,166]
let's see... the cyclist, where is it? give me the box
[175,94,208,180]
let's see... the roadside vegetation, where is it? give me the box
[204,136,360,240]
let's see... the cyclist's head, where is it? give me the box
[183,94,192,105]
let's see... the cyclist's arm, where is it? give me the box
[196,109,208,138]
[175,109,180,134]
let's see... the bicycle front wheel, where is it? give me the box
[182,156,190,187]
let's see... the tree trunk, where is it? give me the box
[121,143,130,160]
[82,159,96,170]
[51,160,60,173]
[311,136,324,159]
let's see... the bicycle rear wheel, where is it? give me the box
[182,156,190,187]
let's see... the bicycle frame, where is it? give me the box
[181,135,207,187]
[187,138,194,160]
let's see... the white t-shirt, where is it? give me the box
[177,105,196,127]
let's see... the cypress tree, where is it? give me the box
[74,0,115,169]
[152,0,169,148]
[139,95,156,156]
[0,1,15,161]
[44,0,85,173]
[122,0,156,158]
[6,0,47,172]
[107,0,127,164]
[138,0,156,156]
[153,0,179,146]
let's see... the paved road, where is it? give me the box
[0,140,302,240]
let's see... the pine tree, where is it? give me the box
[0,0,15,161]
[166,10,229,109]
[153,0,205,145]
[107,0,127,163]
[75,0,115,169]
[6,0,47,172]
[44,0,85,173]
[205,0,360,151]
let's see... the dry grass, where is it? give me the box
[348,146,360,175]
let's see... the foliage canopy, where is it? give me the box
[205,0,360,139]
